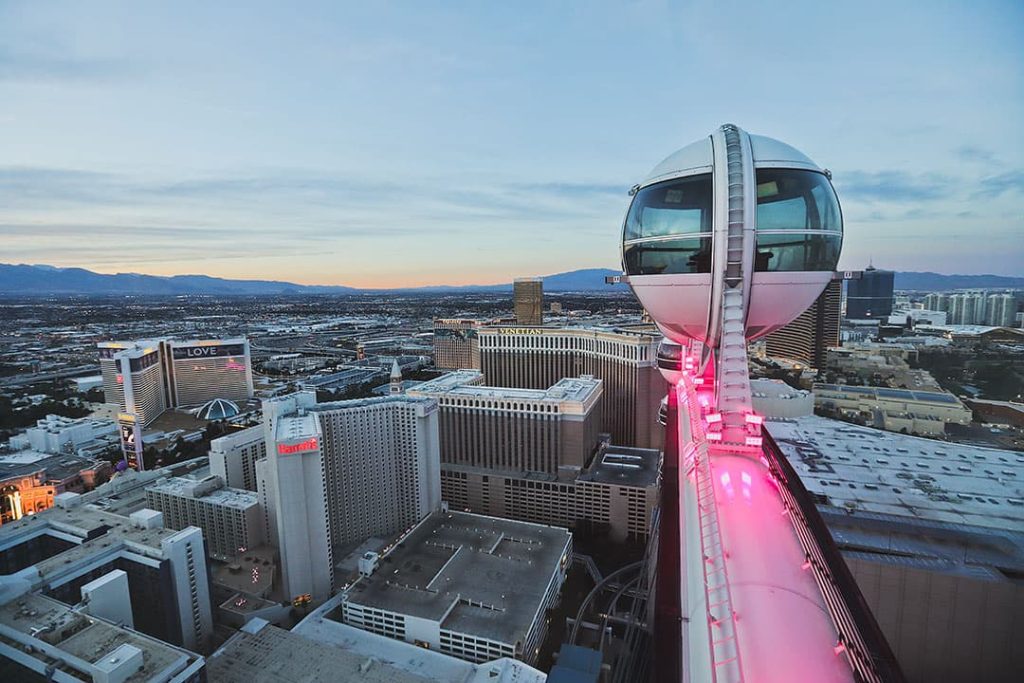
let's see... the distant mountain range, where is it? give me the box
[892,272,1024,291]
[0,263,1020,296]
[0,263,624,295]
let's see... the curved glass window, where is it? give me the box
[755,169,842,271]
[624,237,711,275]
[753,232,841,271]
[623,174,712,275]
[624,174,712,241]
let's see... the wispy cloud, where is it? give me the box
[972,169,1024,199]
[0,46,137,83]
[833,170,957,203]
[954,145,997,164]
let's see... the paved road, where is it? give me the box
[0,365,99,388]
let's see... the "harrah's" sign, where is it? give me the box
[277,437,319,455]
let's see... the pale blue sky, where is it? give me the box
[1,0,1021,286]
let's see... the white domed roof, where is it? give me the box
[197,398,240,421]
[640,126,823,188]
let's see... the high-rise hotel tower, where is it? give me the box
[479,326,665,449]
[408,370,603,478]
[98,341,167,425]
[99,338,253,425]
[433,319,483,370]
[513,277,544,326]
[763,279,842,369]
[257,391,442,602]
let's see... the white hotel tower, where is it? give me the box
[257,392,442,603]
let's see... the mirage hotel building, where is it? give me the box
[99,338,253,425]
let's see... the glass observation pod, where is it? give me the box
[621,127,843,345]
[656,338,685,384]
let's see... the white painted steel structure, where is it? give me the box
[623,125,878,682]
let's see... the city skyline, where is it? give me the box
[2,0,1022,287]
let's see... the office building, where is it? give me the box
[8,414,118,456]
[764,279,841,368]
[209,425,266,491]
[433,318,483,370]
[768,416,1024,683]
[0,451,110,526]
[145,475,264,561]
[886,308,947,327]
[258,391,442,602]
[514,277,544,326]
[845,265,894,319]
[0,501,214,652]
[813,383,972,435]
[442,443,661,541]
[479,325,665,448]
[0,592,205,683]
[409,371,603,477]
[341,511,570,665]
[98,337,253,426]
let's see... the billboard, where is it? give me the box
[118,413,144,472]
[172,343,246,360]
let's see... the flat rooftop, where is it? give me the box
[343,511,570,646]
[419,376,601,405]
[410,370,484,393]
[0,593,200,683]
[578,446,661,487]
[0,452,99,483]
[0,504,183,581]
[147,475,258,510]
[308,394,434,412]
[767,415,1023,532]
[478,324,661,341]
[207,621,438,683]
[294,613,548,683]
[301,367,384,388]
[813,383,964,405]
[213,546,276,596]
[274,413,318,442]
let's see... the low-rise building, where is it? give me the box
[767,416,1024,683]
[750,378,815,419]
[813,383,972,432]
[8,414,118,455]
[341,511,571,666]
[0,499,214,652]
[208,614,547,683]
[0,592,205,683]
[0,451,110,526]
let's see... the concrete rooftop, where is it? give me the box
[343,511,570,646]
[768,415,1023,532]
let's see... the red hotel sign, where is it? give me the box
[277,437,319,455]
